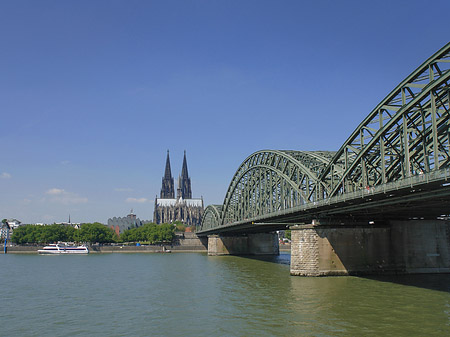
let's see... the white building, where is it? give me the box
[7,219,22,229]
[1,218,22,241]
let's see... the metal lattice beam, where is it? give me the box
[197,42,450,235]
[219,150,335,227]
[319,42,450,198]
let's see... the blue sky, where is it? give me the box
[1,0,449,224]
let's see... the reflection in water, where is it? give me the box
[213,253,450,336]
[206,254,295,336]
[1,253,449,336]
[288,275,450,335]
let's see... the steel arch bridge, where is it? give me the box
[197,42,450,235]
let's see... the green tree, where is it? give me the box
[120,226,144,242]
[75,222,115,243]
[11,225,26,244]
[11,224,40,244]
[174,221,186,232]
[158,223,176,242]
[40,224,76,243]
[285,230,291,240]
[41,224,61,243]
[120,223,175,244]
[11,224,77,244]
[63,225,76,242]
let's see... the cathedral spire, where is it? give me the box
[181,150,189,180]
[161,150,175,198]
[177,150,192,199]
[154,150,204,226]
[164,150,172,180]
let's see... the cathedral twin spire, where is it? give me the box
[160,150,175,198]
[160,150,192,199]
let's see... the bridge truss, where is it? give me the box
[198,42,450,235]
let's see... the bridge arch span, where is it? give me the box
[197,42,450,235]
[319,42,450,198]
[220,150,335,227]
[198,204,223,232]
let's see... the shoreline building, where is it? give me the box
[107,210,143,235]
[1,219,22,242]
[153,151,204,226]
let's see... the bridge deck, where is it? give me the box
[198,168,450,235]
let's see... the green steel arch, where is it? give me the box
[198,204,223,232]
[220,150,335,226]
[318,42,450,198]
[198,42,450,232]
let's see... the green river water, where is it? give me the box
[1,253,449,336]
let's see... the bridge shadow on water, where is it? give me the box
[231,253,450,293]
[361,274,450,293]
[233,252,292,266]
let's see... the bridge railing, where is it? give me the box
[225,167,450,227]
[333,167,450,203]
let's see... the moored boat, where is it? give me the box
[37,243,89,254]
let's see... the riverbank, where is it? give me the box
[3,244,208,254]
[2,232,209,254]
[3,244,291,254]
[2,232,291,254]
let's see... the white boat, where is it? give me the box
[38,243,89,254]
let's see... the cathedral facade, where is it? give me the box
[153,151,204,226]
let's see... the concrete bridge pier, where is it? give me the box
[290,220,450,276]
[208,233,279,256]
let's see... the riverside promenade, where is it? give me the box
[3,232,291,254]
[3,232,208,254]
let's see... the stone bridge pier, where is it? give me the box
[290,220,450,276]
[208,233,279,256]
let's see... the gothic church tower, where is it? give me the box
[160,150,174,198]
[154,151,204,226]
[177,151,192,199]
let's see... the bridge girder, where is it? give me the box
[197,42,450,234]
[319,42,450,198]
[219,150,335,227]
[198,204,222,232]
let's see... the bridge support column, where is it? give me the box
[208,233,279,256]
[290,220,450,276]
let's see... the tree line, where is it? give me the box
[119,223,175,243]
[11,222,176,245]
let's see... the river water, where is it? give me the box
[1,253,449,336]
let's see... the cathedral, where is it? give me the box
[153,151,204,226]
